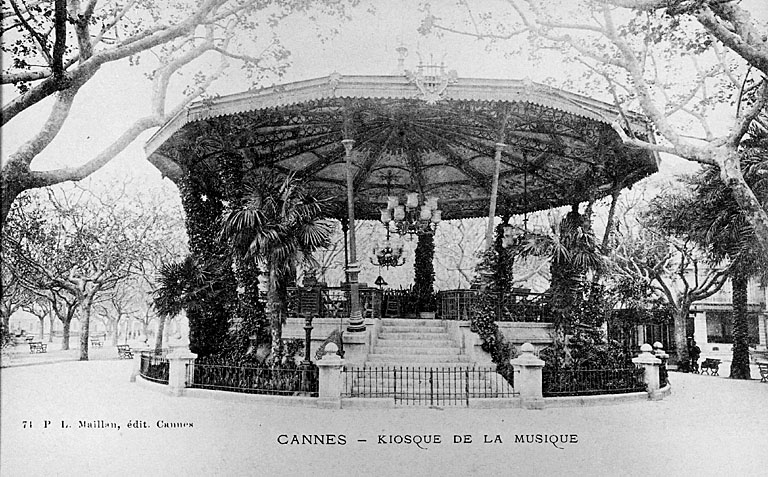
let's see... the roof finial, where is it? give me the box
[395,39,408,74]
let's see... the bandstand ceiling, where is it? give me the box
[145,73,658,220]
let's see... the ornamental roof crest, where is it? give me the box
[405,56,458,104]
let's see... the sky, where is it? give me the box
[1,0,712,190]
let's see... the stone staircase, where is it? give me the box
[367,319,470,365]
[343,319,514,404]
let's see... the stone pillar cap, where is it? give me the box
[510,342,544,367]
[318,343,343,365]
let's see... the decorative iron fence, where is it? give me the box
[658,356,669,388]
[287,286,383,319]
[187,362,318,397]
[139,350,169,384]
[542,367,646,397]
[342,365,517,406]
[438,289,552,322]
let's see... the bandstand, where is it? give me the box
[145,66,657,369]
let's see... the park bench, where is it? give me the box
[90,337,103,348]
[700,358,722,376]
[24,335,36,343]
[117,344,134,359]
[757,361,768,383]
[28,342,47,354]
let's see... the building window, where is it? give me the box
[705,311,759,344]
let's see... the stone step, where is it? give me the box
[376,332,451,340]
[366,354,471,363]
[373,339,456,348]
[371,346,461,355]
[379,325,446,333]
[351,362,481,369]
[380,319,444,326]
[345,390,504,399]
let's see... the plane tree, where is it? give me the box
[421,0,768,255]
[1,0,360,227]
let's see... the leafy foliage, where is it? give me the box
[469,225,519,383]
[644,120,768,378]
[413,232,436,312]
[178,172,234,357]
[514,206,605,331]
[221,170,333,362]
[540,327,636,372]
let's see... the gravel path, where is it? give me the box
[1,359,766,476]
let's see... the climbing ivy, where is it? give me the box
[413,232,436,312]
[470,223,518,383]
[178,169,234,357]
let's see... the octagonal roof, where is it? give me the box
[146,73,658,220]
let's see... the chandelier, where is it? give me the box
[379,193,442,237]
[371,228,406,268]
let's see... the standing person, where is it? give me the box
[689,340,701,373]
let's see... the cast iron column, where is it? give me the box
[343,139,365,332]
[340,217,349,269]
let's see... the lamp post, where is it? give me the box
[302,316,313,366]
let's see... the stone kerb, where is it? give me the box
[167,349,197,397]
[632,343,662,400]
[510,342,545,410]
[316,343,344,409]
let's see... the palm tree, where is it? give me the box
[515,205,604,330]
[689,121,768,379]
[648,118,767,378]
[220,172,333,362]
[153,256,228,355]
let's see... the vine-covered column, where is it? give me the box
[178,168,235,357]
[413,232,436,314]
[217,152,268,347]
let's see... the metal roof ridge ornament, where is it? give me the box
[328,71,342,93]
[405,55,458,104]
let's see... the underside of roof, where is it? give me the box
[147,74,658,220]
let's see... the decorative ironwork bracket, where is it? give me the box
[405,67,458,104]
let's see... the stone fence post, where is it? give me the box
[510,342,545,410]
[632,343,662,400]
[167,349,197,397]
[317,343,344,409]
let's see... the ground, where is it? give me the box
[1,350,766,476]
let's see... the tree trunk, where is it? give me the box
[730,272,752,379]
[38,316,45,340]
[673,301,692,372]
[719,149,768,257]
[112,318,120,346]
[79,300,92,361]
[141,320,150,344]
[155,316,166,353]
[268,268,283,363]
[61,319,71,350]
[48,314,55,343]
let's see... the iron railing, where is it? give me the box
[287,286,383,319]
[438,289,552,322]
[658,356,669,388]
[542,366,646,397]
[187,362,318,396]
[342,365,517,406]
[139,350,169,384]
